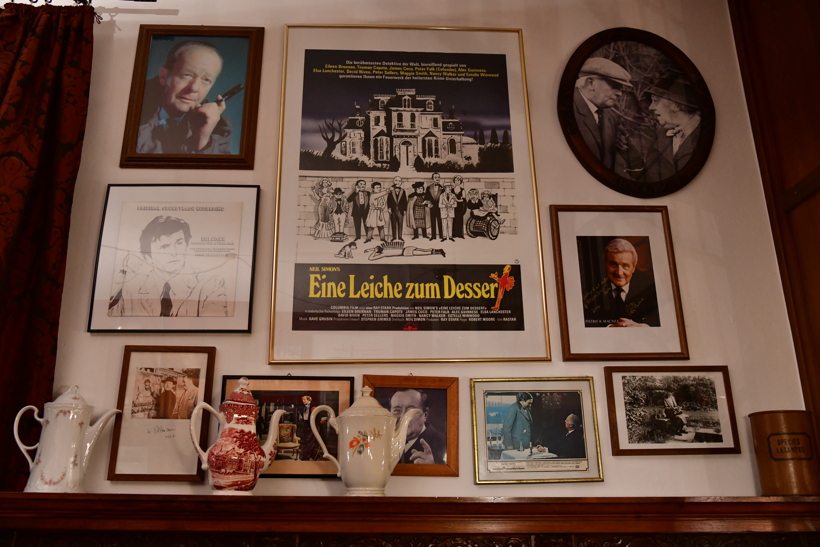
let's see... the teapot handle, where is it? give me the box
[14,406,44,470]
[190,402,224,471]
[310,405,340,476]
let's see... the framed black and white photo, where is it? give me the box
[558,27,715,198]
[363,374,458,477]
[550,205,688,360]
[605,366,740,456]
[88,184,260,333]
[120,25,264,169]
[107,345,215,481]
[471,377,603,484]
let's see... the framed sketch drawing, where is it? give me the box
[557,27,715,198]
[221,375,354,478]
[363,374,458,477]
[550,205,688,360]
[605,366,740,456]
[471,377,603,484]
[107,345,215,481]
[88,184,260,333]
[120,25,264,169]
[269,25,549,364]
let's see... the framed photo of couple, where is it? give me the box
[550,205,688,361]
[269,25,550,364]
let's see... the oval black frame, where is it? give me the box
[557,27,715,199]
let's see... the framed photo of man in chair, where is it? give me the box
[221,376,354,477]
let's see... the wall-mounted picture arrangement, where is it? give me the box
[550,205,688,361]
[120,25,264,169]
[88,184,260,333]
[363,374,458,477]
[107,345,215,482]
[604,366,740,456]
[269,24,550,364]
[557,27,715,198]
[471,377,603,484]
[221,375,354,478]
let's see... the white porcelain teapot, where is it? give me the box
[14,385,120,493]
[310,386,420,496]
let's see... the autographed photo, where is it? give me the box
[272,26,548,363]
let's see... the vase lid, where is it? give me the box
[49,385,88,407]
[339,386,391,418]
[224,377,256,405]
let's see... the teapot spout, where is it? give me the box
[82,409,121,472]
[390,408,421,471]
[261,409,287,471]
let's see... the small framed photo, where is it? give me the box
[107,345,215,481]
[557,27,715,199]
[221,375,354,478]
[471,377,603,484]
[88,184,260,333]
[549,205,688,360]
[120,25,264,169]
[363,375,458,477]
[605,366,740,456]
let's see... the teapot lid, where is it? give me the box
[50,385,88,406]
[340,386,392,417]
[224,377,256,405]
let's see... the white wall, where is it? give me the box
[51,0,802,497]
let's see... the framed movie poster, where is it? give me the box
[108,345,215,481]
[557,27,715,199]
[221,375,354,478]
[88,184,260,333]
[550,205,688,360]
[270,25,549,364]
[605,366,740,456]
[120,25,264,169]
[363,374,458,477]
[471,377,603,484]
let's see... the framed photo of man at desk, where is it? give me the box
[120,25,264,169]
[550,205,688,361]
[471,377,603,484]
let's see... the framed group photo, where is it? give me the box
[363,374,458,477]
[471,377,603,484]
[557,27,715,199]
[605,366,740,456]
[88,184,260,333]
[550,205,688,360]
[270,25,550,364]
[221,376,354,478]
[120,25,264,169]
[107,345,215,482]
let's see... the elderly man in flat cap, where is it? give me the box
[573,57,633,171]
[619,72,702,183]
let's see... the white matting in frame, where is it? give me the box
[271,25,549,364]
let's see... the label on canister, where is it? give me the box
[767,433,813,460]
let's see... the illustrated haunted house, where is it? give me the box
[337,88,479,171]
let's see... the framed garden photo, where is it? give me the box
[605,366,740,456]
[88,184,260,333]
[363,374,458,477]
[550,205,688,360]
[270,25,549,364]
[221,375,354,478]
[107,345,215,482]
[557,27,715,199]
[471,377,603,484]
[120,25,264,169]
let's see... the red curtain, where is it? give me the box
[0,3,95,491]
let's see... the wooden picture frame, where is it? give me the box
[363,375,458,477]
[550,205,688,360]
[221,375,354,478]
[88,184,260,333]
[605,365,741,456]
[120,25,264,169]
[471,377,603,484]
[557,27,715,198]
[107,345,215,481]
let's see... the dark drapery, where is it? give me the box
[0,3,94,491]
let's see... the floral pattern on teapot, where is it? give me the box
[349,428,383,456]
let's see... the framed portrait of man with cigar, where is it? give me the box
[120,25,264,169]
